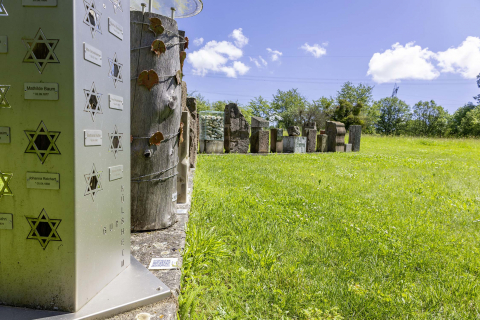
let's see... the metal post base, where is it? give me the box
[0,256,171,320]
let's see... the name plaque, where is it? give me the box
[84,43,102,66]
[0,213,13,230]
[109,165,123,181]
[0,36,7,53]
[22,0,57,6]
[109,94,123,110]
[108,18,124,40]
[84,130,102,146]
[24,83,59,100]
[0,127,10,143]
[26,172,60,190]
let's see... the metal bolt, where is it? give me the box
[141,3,146,14]
[171,7,176,19]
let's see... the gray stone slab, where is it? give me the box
[349,125,361,152]
[326,121,346,152]
[283,136,306,153]
[287,126,301,136]
[316,134,327,152]
[345,144,352,152]
[251,116,269,128]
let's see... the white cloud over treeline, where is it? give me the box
[368,37,480,83]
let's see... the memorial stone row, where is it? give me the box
[198,103,362,154]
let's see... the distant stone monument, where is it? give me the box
[224,103,250,153]
[186,97,198,167]
[250,116,269,153]
[316,134,328,152]
[326,121,346,152]
[302,122,317,137]
[270,128,284,153]
[349,125,362,152]
[284,125,306,153]
[345,144,352,152]
[306,129,317,153]
[200,111,224,154]
[287,126,301,136]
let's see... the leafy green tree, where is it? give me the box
[411,100,450,136]
[374,97,410,135]
[336,81,374,107]
[459,106,480,137]
[247,96,272,119]
[310,96,336,129]
[271,89,308,128]
[449,103,476,135]
[332,99,364,130]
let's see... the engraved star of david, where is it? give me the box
[108,53,123,87]
[0,85,10,108]
[22,29,59,74]
[0,0,7,16]
[109,125,123,158]
[84,82,103,122]
[24,121,61,164]
[0,171,13,199]
[84,0,102,38]
[110,0,123,13]
[84,164,103,201]
[26,209,62,250]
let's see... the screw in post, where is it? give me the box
[171,7,176,19]
[141,3,146,14]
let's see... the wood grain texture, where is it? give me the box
[130,12,181,231]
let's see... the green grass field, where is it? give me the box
[180,136,480,319]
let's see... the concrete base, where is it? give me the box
[0,256,170,320]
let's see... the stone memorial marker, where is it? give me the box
[270,128,283,153]
[287,125,301,136]
[302,121,317,137]
[283,136,307,153]
[349,125,362,152]
[224,103,250,153]
[306,129,317,153]
[0,3,169,318]
[250,116,269,153]
[345,144,352,152]
[326,121,346,152]
[316,134,328,152]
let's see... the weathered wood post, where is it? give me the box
[177,111,190,203]
[186,97,198,167]
[130,12,182,230]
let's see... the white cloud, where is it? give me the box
[367,42,439,83]
[436,36,480,79]
[259,56,268,66]
[368,37,480,83]
[250,55,268,68]
[230,28,249,48]
[187,33,250,78]
[193,37,204,46]
[300,43,327,58]
[267,48,283,61]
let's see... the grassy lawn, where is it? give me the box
[180,136,480,319]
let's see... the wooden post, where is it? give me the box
[130,12,182,231]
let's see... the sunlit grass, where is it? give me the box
[181,135,480,319]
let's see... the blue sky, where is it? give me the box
[177,0,480,113]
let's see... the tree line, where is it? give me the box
[192,75,480,137]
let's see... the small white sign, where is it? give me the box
[0,36,7,53]
[148,258,179,270]
[109,165,123,181]
[0,127,10,144]
[109,94,123,110]
[108,18,124,40]
[84,43,102,66]
[84,130,102,146]
[26,172,60,190]
[172,192,177,202]
[0,213,13,230]
[24,83,59,100]
[22,0,57,6]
